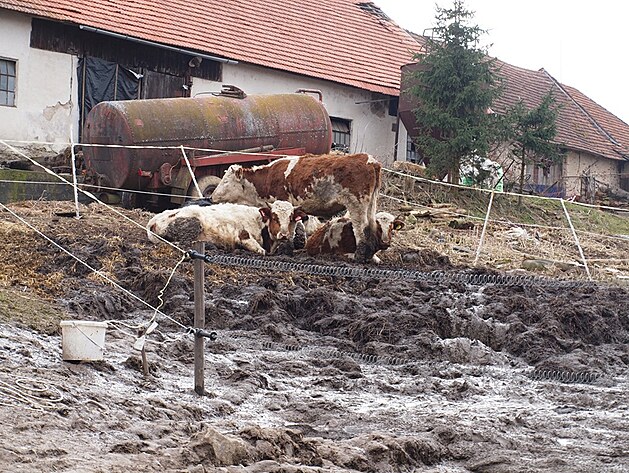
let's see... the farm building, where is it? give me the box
[0,0,419,163]
[397,58,629,198]
[1,0,627,200]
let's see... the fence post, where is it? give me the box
[193,241,205,395]
[560,199,592,281]
[473,191,495,266]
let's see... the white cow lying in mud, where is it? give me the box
[147,201,306,255]
[305,211,405,263]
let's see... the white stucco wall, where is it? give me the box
[192,62,399,164]
[0,10,79,153]
[2,10,398,161]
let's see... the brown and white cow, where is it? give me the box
[147,201,306,255]
[211,153,382,262]
[305,212,405,263]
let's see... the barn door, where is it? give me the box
[141,70,190,99]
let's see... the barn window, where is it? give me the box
[406,135,423,163]
[331,117,351,152]
[0,59,16,107]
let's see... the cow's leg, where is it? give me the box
[293,221,306,250]
[238,231,266,255]
[349,209,378,264]
[354,227,379,263]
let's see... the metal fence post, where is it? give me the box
[193,241,205,395]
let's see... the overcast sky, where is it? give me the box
[376,0,629,124]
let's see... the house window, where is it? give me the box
[0,59,16,107]
[331,117,351,152]
[406,135,422,163]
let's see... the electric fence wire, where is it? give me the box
[381,188,629,244]
[0,139,202,338]
[3,137,629,214]
[382,167,629,214]
[0,139,185,254]
[0,138,299,159]
[0,201,192,339]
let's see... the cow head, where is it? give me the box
[259,201,305,242]
[211,165,245,204]
[374,212,405,250]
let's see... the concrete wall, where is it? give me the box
[562,149,622,196]
[394,121,409,162]
[0,10,79,154]
[192,62,399,164]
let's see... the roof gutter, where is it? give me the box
[79,25,238,65]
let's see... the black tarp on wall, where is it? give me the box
[77,57,141,137]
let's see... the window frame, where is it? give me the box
[330,117,351,153]
[0,57,17,107]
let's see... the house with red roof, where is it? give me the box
[0,0,420,163]
[398,58,629,197]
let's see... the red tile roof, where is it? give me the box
[0,0,421,96]
[493,60,629,162]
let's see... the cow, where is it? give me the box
[147,201,306,255]
[211,153,382,263]
[305,211,405,263]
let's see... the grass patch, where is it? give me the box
[0,287,66,335]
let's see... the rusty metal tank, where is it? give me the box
[82,89,332,190]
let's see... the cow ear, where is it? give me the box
[393,219,405,231]
[293,207,308,222]
[234,166,243,178]
[259,207,271,222]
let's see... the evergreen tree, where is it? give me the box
[408,0,502,182]
[506,92,565,203]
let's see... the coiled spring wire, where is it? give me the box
[196,254,613,385]
[232,334,607,385]
[197,253,594,289]
[259,339,407,366]
[527,369,601,384]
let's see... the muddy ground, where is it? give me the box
[0,200,628,473]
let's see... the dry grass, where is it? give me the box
[379,171,629,283]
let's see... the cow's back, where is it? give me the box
[305,217,355,256]
[213,153,380,216]
[285,153,381,217]
[285,153,380,198]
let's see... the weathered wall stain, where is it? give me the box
[43,100,72,121]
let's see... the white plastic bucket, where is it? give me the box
[60,320,108,361]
